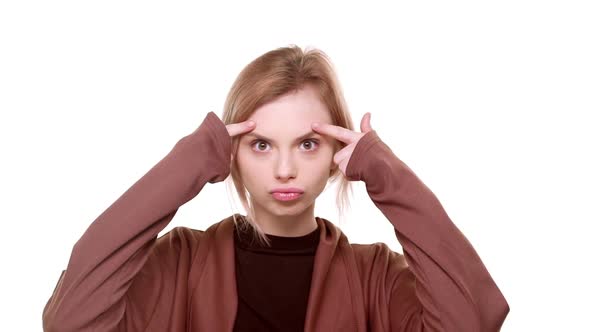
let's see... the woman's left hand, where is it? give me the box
[311,112,374,176]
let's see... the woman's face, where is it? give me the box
[235,85,339,218]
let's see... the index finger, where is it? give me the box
[311,122,357,145]
[226,120,256,137]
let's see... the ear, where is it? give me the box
[330,144,340,171]
[330,159,338,171]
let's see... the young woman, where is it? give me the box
[43,45,510,332]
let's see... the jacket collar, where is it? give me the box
[189,214,367,331]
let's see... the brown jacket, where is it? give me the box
[42,111,510,331]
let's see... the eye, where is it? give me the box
[250,139,320,152]
[251,140,270,152]
[301,139,320,151]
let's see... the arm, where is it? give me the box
[346,130,510,332]
[42,112,231,332]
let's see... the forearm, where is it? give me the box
[347,131,510,331]
[43,112,231,332]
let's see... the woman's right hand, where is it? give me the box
[225,119,257,162]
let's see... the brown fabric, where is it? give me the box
[42,111,510,332]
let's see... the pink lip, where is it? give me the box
[272,192,303,201]
[270,187,304,193]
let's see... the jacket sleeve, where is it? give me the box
[42,111,231,332]
[345,130,510,332]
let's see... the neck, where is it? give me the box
[248,200,318,237]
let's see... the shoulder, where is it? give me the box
[349,241,416,320]
[157,226,205,243]
[350,241,404,263]
[151,215,230,261]
[350,242,409,279]
[151,226,206,260]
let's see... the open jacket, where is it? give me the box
[42,111,510,331]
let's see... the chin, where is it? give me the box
[271,197,313,214]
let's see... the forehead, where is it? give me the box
[247,86,333,128]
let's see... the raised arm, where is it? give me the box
[42,112,231,332]
[346,130,510,332]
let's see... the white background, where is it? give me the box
[1,1,588,331]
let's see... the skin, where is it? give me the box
[226,84,373,237]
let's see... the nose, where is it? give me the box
[274,152,297,180]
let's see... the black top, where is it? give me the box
[232,218,321,332]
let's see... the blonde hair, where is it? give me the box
[222,44,355,246]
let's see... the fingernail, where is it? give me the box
[312,122,319,128]
[247,121,255,127]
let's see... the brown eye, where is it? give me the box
[250,139,320,153]
[301,140,319,151]
[251,140,270,152]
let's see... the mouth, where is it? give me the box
[271,192,303,202]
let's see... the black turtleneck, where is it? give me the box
[232,217,321,332]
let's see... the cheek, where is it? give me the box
[307,152,336,179]
[320,146,337,165]
[322,152,335,167]
[235,152,256,175]
[234,150,265,190]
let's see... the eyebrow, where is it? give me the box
[243,131,320,144]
